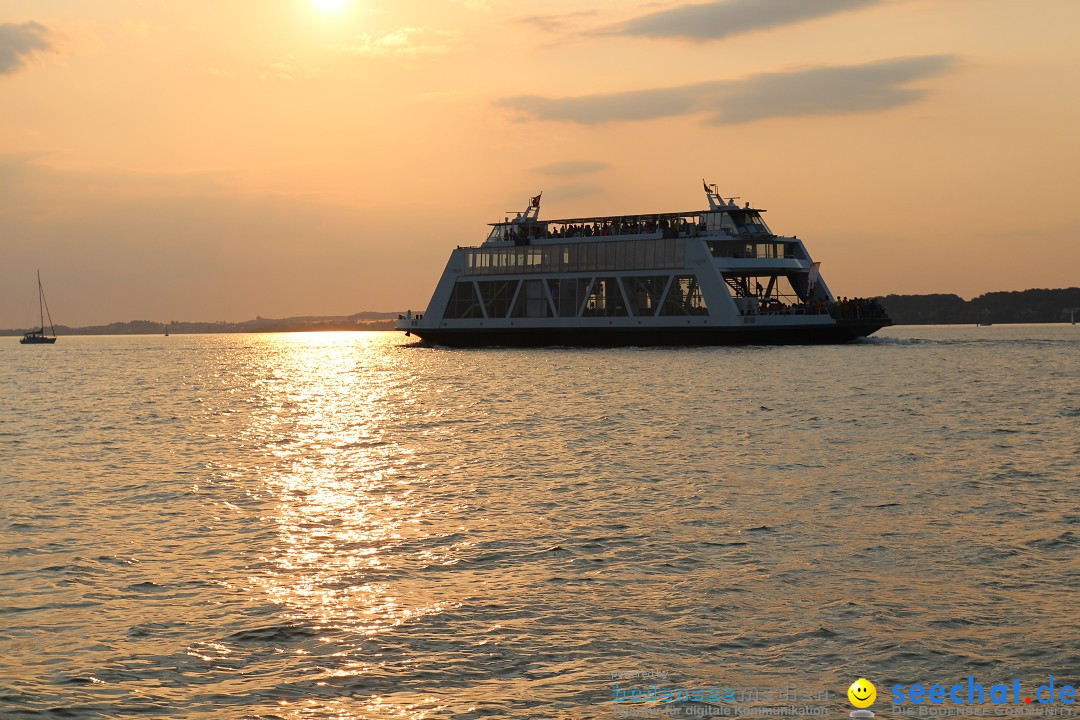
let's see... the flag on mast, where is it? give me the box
[530,192,542,208]
[807,261,822,294]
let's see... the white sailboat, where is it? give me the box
[21,270,57,345]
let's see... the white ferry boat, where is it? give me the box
[396,183,891,346]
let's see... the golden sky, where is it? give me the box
[2,0,1078,326]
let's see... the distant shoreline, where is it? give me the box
[1,326,401,337]
[3,287,1078,335]
[0,313,402,337]
[4,321,1079,339]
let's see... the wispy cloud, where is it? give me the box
[332,27,459,58]
[260,54,327,81]
[533,160,609,176]
[0,21,57,75]
[605,0,881,41]
[497,56,956,126]
[514,11,598,33]
[551,183,603,200]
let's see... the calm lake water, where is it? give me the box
[1,326,1077,719]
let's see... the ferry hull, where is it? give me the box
[403,320,890,348]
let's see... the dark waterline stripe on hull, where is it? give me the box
[401,320,890,347]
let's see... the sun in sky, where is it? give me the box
[311,0,346,12]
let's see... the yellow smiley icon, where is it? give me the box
[848,678,876,708]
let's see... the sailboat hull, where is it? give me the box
[20,335,57,344]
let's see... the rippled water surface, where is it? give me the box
[1,326,1077,719]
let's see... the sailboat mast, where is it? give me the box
[37,270,44,332]
[37,269,56,337]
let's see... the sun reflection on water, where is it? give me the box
[245,333,451,700]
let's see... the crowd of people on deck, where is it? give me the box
[549,217,693,239]
[505,217,698,243]
[747,292,888,319]
[754,299,828,315]
[832,296,888,319]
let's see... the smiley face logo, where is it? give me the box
[848,678,876,708]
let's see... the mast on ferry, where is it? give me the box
[703,180,739,211]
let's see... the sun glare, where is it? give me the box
[311,0,346,11]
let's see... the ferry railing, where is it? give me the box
[735,302,833,317]
[828,301,891,321]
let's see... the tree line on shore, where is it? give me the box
[877,287,1080,325]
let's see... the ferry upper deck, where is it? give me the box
[483,192,775,247]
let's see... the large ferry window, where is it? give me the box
[659,275,708,315]
[604,242,619,271]
[541,247,554,273]
[625,276,668,316]
[581,277,629,317]
[728,211,747,234]
[476,280,517,318]
[569,244,583,271]
[642,241,655,269]
[446,281,484,318]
